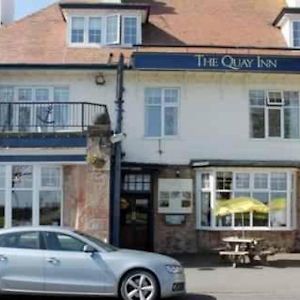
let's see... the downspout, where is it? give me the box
[111,54,125,246]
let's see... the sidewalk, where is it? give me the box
[174,253,300,300]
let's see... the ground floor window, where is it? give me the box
[0,164,62,228]
[197,169,296,230]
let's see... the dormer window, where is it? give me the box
[69,14,140,47]
[293,21,300,46]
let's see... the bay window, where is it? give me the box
[250,90,300,139]
[0,165,62,228]
[197,169,295,230]
[145,88,179,138]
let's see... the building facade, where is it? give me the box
[1,0,300,253]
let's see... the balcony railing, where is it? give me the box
[0,102,109,133]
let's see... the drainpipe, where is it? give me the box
[111,54,124,246]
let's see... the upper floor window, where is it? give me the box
[293,21,300,47]
[69,15,140,47]
[249,90,300,139]
[145,88,179,138]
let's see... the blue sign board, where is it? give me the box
[133,52,300,73]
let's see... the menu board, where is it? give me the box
[158,179,193,214]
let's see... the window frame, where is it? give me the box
[292,20,300,48]
[144,87,180,139]
[196,168,296,231]
[121,15,141,46]
[249,89,300,140]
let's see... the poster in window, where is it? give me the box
[158,179,193,214]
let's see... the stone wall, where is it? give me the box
[63,125,111,241]
[153,166,198,254]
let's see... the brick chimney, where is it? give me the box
[0,0,14,26]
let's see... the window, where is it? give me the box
[198,170,295,229]
[0,87,13,131]
[123,174,151,192]
[250,90,300,139]
[293,21,300,47]
[145,88,179,137]
[89,17,102,43]
[71,17,85,43]
[123,16,138,45]
[45,232,85,252]
[106,15,120,44]
[39,167,61,226]
[0,231,39,249]
[0,165,62,228]
[69,15,140,47]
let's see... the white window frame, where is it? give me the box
[196,168,296,231]
[88,16,103,45]
[292,20,300,48]
[249,89,300,139]
[70,16,86,44]
[144,87,180,138]
[121,15,141,46]
[106,14,121,45]
[0,164,63,229]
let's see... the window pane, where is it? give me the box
[164,89,179,104]
[89,17,102,43]
[271,173,287,191]
[35,88,49,102]
[216,192,232,227]
[201,192,211,226]
[201,173,210,189]
[284,91,299,107]
[235,173,250,189]
[268,91,282,105]
[54,88,69,128]
[250,107,265,138]
[164,106,177,136]
[18,88,32,102]
[71,17,84,43]
[254,173,268,189]
[268,109,281,137]
[40,191,61,226]
[145,106,161,137]
[41,167,60,188]
[145,88,161,105]
[249,90,265,106]
[234,191,251,227]
[106,15,119,44]
[284,108,299,138]
[293,21,300,47]
[216,172,232,190]
[12,191,32,226]
[270,192,287,227]
[124,16,137,45]
[12,166,33,189]
[45,232,85,252]
[0,87,13,130]
[0,191,4,228]
[252,192,269,227]
[0,166,5,188]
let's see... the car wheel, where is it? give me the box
[120,269,159,300]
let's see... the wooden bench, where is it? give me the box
[219,250,250,268]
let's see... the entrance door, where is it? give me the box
[120,197,151,251]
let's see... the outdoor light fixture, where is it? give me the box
[95,73,106,85]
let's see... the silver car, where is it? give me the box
[0,226,185,299]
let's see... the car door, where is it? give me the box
[0,231,44,292]
[43,231,111,295]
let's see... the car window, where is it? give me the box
[0,231,39,249]
[44,232,85,252]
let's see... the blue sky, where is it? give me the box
[15,0,58,20]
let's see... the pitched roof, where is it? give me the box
[0,0,296,67]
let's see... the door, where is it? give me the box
[0,231,44,292]
[120,197,151,251]
[43,231,108,294]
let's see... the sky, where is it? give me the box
[15,0,58,20]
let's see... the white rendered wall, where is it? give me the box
[3,70,300,165]
[0,0,14,25]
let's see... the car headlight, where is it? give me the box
[165,264,183,274]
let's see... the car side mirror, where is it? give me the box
[83,244,96,253]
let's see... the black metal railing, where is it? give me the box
[0,102,109,133]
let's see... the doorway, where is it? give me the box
[120,172,153,251]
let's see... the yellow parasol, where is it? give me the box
[269,197,286,211]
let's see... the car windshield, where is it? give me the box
[75,231,118,252]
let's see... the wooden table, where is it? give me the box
[219,237,273,267]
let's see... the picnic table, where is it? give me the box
[219,236,275,268]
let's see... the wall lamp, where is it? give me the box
[95,73,106,85]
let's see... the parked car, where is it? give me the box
[0,226,185,300]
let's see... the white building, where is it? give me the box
[0,0,300,253]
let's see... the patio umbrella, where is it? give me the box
[214,197,269,237]
[269,197,286,211]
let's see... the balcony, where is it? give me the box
[0,102,110,148]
